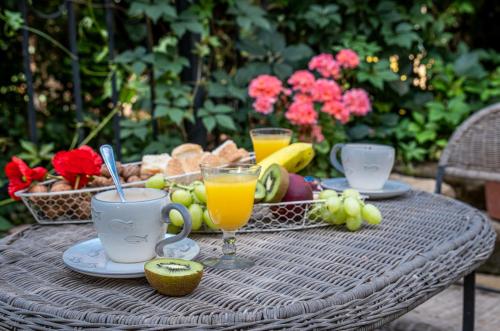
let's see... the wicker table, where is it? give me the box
[0,191,495,330]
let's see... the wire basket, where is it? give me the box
[16,168,202,225]
[194,199,328,233]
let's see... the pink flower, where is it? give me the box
[285,99,317,126]
[336,49,360,69]
[322,101,350,123]
[287,70,315,93]
[253,97,276,114]
[343,88,372,116]
[311,125,324,143]
[248,75,283,99]
[308,54,341,79]
[311,79,342,103]
[293,93,313,104]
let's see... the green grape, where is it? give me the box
[193,184,207,204]
[362,204,382,225]
[320,206,336,224]
[318,190,338,200]
[145,173,165,189]
[326,196,341,213]
[332,207,347,225]
[169,209,184,227]
[167,224,181,234]
[171,189,192,207]
[307,205,324,222]
[342,189,361,199]
[191,180,203,187]
[346,215,363,231]
[189,203,203,230]
[344,197,361,217]
[203,209,219,230]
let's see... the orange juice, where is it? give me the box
[204,174,258,231]
[251,135,291,162]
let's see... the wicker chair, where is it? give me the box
[435,102,500,331]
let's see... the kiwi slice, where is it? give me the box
[261,164,289,203]
[254,181,266,203]
[144,258,203,296]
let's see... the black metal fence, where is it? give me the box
[18,0,204,160]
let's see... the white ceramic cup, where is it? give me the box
[330,143,395,190]
[91,188,192,263]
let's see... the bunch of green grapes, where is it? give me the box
[309,189,382,231]
[145,174,218,232]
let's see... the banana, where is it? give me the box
[257,143,315,178]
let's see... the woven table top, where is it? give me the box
[0,191,496,330]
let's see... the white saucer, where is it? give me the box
[321,178,411,199]
[63,234,200,278]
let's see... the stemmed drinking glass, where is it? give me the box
[200,163,261,269]
[250,128,292,163]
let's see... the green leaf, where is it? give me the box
[207,83,227,98]
[412,112,425,125]
[20,140,37,154]
[283,44,313,62]
[0,216,12,231]
[349,124,372,140]
[133,127,148,141]
[202,116,216,132]
[169,108,185,125]
[273,63,293,79]
[39,143,55,156]
[416,130,436,144]
[4,10,23,30]
[314,140,330,154]
[154,105,169,118]
[213,105,233,113]
[215,114,237,130]
[132,61,146,75]
[227,85,247,101]
[454,52,487,79]
[237,39,267,57]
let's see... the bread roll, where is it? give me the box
[180,152,208,173]
[172,143,203,159]
[199,153,226,167]
[140,154,171,176]
[165,158,185,177]
[212,140,249,163]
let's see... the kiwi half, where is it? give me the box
[254,181,266,203]
[144,258,203,296]
[261,164,289,203]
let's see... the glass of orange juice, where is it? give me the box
[250,128,292,163]
[201,163,261,269]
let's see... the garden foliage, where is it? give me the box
[0,0,499,231]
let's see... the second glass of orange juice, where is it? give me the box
[250,128,292,163]
[201,163,261,269]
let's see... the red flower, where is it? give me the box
[52,145,102,189]
[5,157,47,200]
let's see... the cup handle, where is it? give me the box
[330,143,345,174]
[155,203,192,257]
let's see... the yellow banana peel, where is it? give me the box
[257,143,315,179]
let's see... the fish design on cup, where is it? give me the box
[109,219,135,232]
[124,235,149,244]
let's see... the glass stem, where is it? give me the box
[222,230,236,258]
